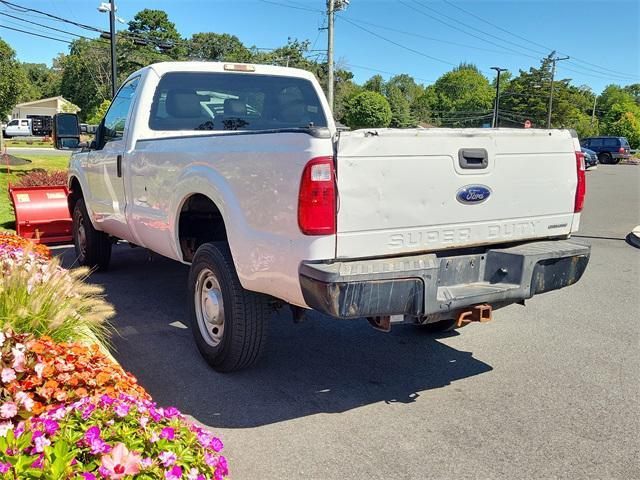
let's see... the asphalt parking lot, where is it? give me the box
[61,164,639,480]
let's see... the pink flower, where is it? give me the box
[100,443,141,479]
[0,422,13,437]
[0,462,10,474]
[33,432,50,453]
[158,450,177,467]
[140,457,153,469]
[164,407,179,418]
[160,427,175,440]
[165,465,183,480]
[1,368,16,383]
[34,363,45,378]
[42,419,59,436]
[187,468,205,480]
[81,473,97,480]
[11,348,25,372]
[0,402,17,419]
[210,437,223,452]
[15,392,34,412]
[114,403,130,418]
[84,426,101,443]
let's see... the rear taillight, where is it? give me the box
[298,156,336,235]
[619,147,625,154]
[574,151,586,213]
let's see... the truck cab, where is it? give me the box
[4,118,32,138]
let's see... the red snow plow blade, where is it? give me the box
[9,185,73,244]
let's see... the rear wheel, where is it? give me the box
[418,319,458,333]
[598,152,611,164]
[72,198,111,271]
[188,242,269,372]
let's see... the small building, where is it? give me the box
[11,96,80,119]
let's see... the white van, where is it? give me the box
[4,118,32,138]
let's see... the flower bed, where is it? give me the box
[0,395,228,479]
[1,331,149,421]
[0,234,229,478]
[13,170,68,188]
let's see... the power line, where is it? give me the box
[0,23,76,43]
[441,0,638,80]
[0,10,107,41]
[338,16,457,67]
[257,0,323,14]
[0,0,103,32]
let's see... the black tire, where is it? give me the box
[72,198,111,271]
[612,157,621,165]
[418,319,458,333]
[598,152,611,164]
[188,242,269,372]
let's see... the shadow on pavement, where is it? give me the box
[61,245,493,429]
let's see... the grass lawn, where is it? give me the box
[1,154,70,231]
[4,139,53,148]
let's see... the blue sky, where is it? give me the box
[1,0,638,93]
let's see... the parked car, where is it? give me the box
[581,147,598,169]
[52,61,590,372]
[580,136,630,164]
[3,118,32,138]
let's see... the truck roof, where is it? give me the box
[133,61,318,82]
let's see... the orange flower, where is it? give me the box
[96,372,111,386]
[44,379,59,389]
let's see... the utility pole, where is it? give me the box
[591,95,597,127]
[547,51,569,128]
[326,0,335,112]
[491,67,507,128]
[326,0,349,112]
[108,0,117,98]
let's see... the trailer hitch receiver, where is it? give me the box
[456,304,493,328]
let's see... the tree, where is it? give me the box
[343,91,392,129]
[385,84,413,128]
[363,74,385,94]
[187,32,252,62]
[58,40,111,120]
[19,63,60,102]
[0,37,26,119]
[604,106,640,148]
[429,63,494,127]
[86,100,111,125]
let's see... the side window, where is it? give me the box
[581,139,590,147]
[103,77,140,143]
[603,138,618,147]
[621,138,630,147]
[590,138,603,148]
[7,120,18,126]
[20,120,29,126]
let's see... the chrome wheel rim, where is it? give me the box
[194,268,225,346]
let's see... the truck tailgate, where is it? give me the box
[335,128,579,259]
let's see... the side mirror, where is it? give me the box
[52,113,81,150]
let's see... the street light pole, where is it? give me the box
[491,67,507,128]
[546,52,569,128]
[108,0,117,98]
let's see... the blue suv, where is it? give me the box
[580,136,631,164]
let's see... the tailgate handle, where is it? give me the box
[458,148,488,169]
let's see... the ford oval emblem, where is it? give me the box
[456,185,491,205]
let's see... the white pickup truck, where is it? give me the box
[53,61,590,372]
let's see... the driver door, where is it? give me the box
[86,77,139,241]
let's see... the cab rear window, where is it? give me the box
[149,72,327,131]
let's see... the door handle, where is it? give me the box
[116,154,122,177]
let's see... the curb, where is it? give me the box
[628,226,640,249]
